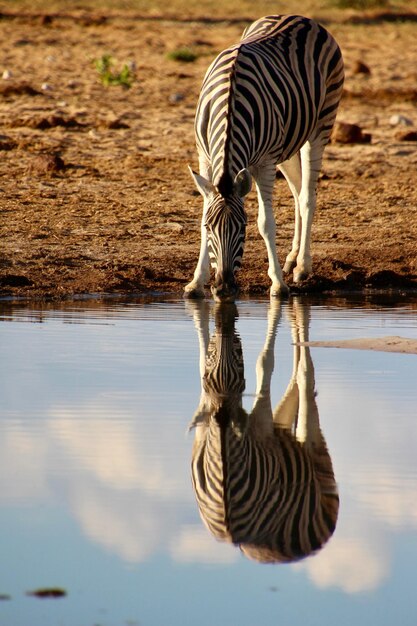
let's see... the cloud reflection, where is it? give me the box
[0,301,416,595]
[302,530,390,593]
[170,525,238,564]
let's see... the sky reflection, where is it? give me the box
[0,298,417,626]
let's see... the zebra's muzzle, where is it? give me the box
[212,270,239,302]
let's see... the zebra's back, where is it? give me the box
[192,419,339,563]
[195,15,344,195]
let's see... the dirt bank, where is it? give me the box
[0,9,416,301]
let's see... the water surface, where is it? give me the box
[1,296,416,626]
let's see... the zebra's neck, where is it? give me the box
[197,40,288,192]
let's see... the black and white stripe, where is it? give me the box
[190,300,339,563]
[192,417,339,562]
[204,194,247,296]
[185,15,344,301]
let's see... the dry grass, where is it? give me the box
[0,0,415,19]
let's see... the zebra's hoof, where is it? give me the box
[283,259,296,274]
[270,283,289,298]
[184,286,206,299]
[293,270,310,283]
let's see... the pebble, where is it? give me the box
[66,79,80,90]
[332,121,371,144]
[169,92,184,104]
[395,130,417,142]
[389,114,413,127]
[165,222,184,233]
[2,69,13,80]
[41,82,52,91]
[0,594,11,601]
[28,153,65,174]
[352,60,371,75]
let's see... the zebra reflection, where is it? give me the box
[188,300,338,563]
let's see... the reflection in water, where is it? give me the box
[188,300,339,563]
[1,298,417,626]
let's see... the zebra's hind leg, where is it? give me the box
[254,162,289,296]
[293,139,325,283]
[277,153,302,275]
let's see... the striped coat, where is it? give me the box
[189,300,339,563]
[185,15,344,301]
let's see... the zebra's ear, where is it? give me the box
[188,166,216,199]
[233,168,252,198]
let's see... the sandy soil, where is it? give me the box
[301,336,417,354]
[0,9,416,301]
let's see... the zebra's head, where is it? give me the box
[189,167,252,302]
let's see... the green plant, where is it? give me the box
[166,47,198,63]
[94,54,133,88]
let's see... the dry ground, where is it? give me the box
[0,5,416,300]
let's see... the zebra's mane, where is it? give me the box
[211,45,239,197]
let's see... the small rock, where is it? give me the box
[352,60,371,75]
[41,82,52,91]
[2,69,13,80]
[395,130,417,142]
[0,136,17,151]
[26,588,67,599]
[28,153,65,175]
[169,92,184,104]
[165,222,184,233]
[66,80,80,89]
[0,82,40,96]
[102,117,130,129]
[39,14,53,26]
[33,115,80,129]
[332,121,371,144]
[389,114,413,127]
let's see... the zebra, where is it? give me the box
[184,15,344,301]
[188,299,339,563]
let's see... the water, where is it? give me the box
[0,296,417,626]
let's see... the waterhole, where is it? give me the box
[1,296,416,626]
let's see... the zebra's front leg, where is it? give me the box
[186,299,212,428]
[184,209,210,298]
[255,163,289,296]
[293,140,324,283]
[184,160,212,299]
